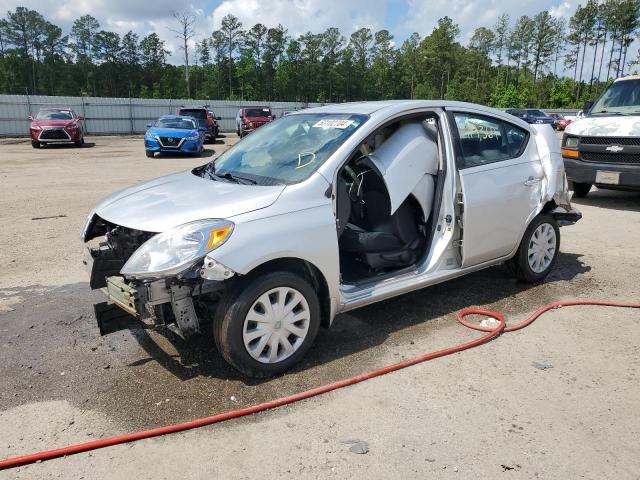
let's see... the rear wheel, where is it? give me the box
[31,141,40,149]
[213,271,321,377]
[572,182,592,198]
[145,150,154,158]
[508,214,560,283]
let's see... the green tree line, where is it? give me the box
[1,1,639,108]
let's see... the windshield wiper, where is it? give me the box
[211,171,257,185]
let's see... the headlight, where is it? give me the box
[564,136,579,149]
[121,219,234,279]
[185,134,199,141]
[30,123,41,130]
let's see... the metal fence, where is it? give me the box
[0,95,324,137]
[0,94,582,138]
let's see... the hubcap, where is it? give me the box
[242,287,310,364]
[527,223,557,273]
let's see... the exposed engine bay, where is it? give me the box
[83,216,224,338]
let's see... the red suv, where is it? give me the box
[29,108,85,148]
[178,107,220,143]
[235,106,274,137]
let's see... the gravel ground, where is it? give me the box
[0,135,639,479]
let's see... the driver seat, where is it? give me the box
[339,173,425,271]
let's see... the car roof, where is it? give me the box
[300,100,532,129]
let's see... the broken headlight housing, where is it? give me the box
[120,219,234,279]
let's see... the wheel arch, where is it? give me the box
[241,257,333,328]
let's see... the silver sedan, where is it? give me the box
[82,100,581,377]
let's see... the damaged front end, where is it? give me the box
[82,214,234,338]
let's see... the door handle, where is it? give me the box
[524,176,542,187]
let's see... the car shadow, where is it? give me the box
[572,188,640,213]
[131,251,591,384]
[42,142,96,149]
[157,149,215,159]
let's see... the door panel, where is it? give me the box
[451,112,543,268]
[460,157,543,267]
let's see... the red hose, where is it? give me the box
[1,299,638,470]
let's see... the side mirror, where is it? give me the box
[582,101,593,113]
[28,115,33,121]
[146,123,153,128]
[77,115,84,120]
[216,116,221,121]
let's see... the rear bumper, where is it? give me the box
[564,157,640,190]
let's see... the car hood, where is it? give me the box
[94,170,285,232]
[565,115,640,136]
[147,127,197,138]
[32,120,75,128]
[245,116,272,122]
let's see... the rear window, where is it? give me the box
[179,109,207,120]
[527,109,547,117]
[245,108,271,117]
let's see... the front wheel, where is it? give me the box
[31,141,40,149]
[572,182,592,198]
[145,150,154,158]
[508,214,560,283]
[214,271,321,377]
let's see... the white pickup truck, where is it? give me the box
[561,75,640,197]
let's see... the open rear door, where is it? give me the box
[368,123,438,217]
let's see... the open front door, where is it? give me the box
[452,112,544,268]
[368,123,439,218]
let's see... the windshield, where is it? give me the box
[245,108,271,117]
[156,117,197,129]
[36,110,73,120]
[205,113,367,185]
[591,79,640,114]
[527,109,547,117]
[180,109,206,120]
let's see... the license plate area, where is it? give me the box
[105,276,140,317]
[595,170,620,185]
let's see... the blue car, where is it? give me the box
[144,115,206,157]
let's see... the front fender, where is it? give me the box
[211,203,341,321]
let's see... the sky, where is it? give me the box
[1,0,587,64]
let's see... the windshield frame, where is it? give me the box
[204,112,369,186]
[591,79,640,115]
[155,117,198,130]
[36,109,74,121]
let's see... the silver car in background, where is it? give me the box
[81,100,581,377]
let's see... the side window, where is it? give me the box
[504,124,528,157]
[453,113,528,169]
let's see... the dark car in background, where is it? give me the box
[178,106,220,143]
[506,109,556,128]
[29,108,85,148]
[235,106,274,137]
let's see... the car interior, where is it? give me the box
[336,114,441,284]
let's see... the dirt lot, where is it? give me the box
[0,135,639,479]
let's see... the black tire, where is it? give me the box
[213,271,321,378]
[31,141,40,149]
[74,138,83,147]
[145,150,155,158]
[572,182,592,198]
[508,214,560,283]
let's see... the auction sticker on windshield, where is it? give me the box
[313,119,354,129]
